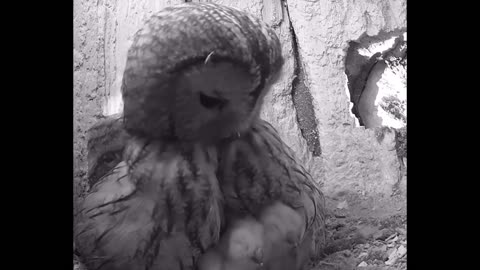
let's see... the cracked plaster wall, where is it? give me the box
[73,0,407,216]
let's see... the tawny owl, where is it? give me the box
[80,119,326,270]
[217,119,327,269]
[121,2,283,143]
[75,2,285,270]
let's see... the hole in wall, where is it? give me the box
[345,32,406,129]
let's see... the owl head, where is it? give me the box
[122,2,283,144]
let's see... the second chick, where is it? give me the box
[198,216,265,270]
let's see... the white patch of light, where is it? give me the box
[344,73,359,127]
[358,36,398,57]
[103,92,123,116]
[374,63,406,129]
[377,109,403,128]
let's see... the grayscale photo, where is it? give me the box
[73,1,407,269]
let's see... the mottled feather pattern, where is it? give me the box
[75,2,326,269]
[218,119,327,260]
[87,113,128,186]
[254,121,327,259]
[87,114,125,151]
[122,2,283,140]
[75,137,223,270]
[82,114,326,268]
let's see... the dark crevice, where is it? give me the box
[284,0,321,156]
[392,127,406,196]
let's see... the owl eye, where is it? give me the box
[199,92,227,109]
[101,152,117,164]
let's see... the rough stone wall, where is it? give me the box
[74,0,108,200]
[73,0,406,216]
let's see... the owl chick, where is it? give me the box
[198,216,265,270]
[260,201,311,270]
[86,113,127,186]
[121,2,283,144]
[75,137,223,270]
[218,119,327,268]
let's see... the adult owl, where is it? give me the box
[75,2,284,270]
[80,119,326,270]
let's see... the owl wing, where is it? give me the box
[75,138,223,270]
[75,160,163,270]
[218,119,326,267]
[86,113,127,187]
